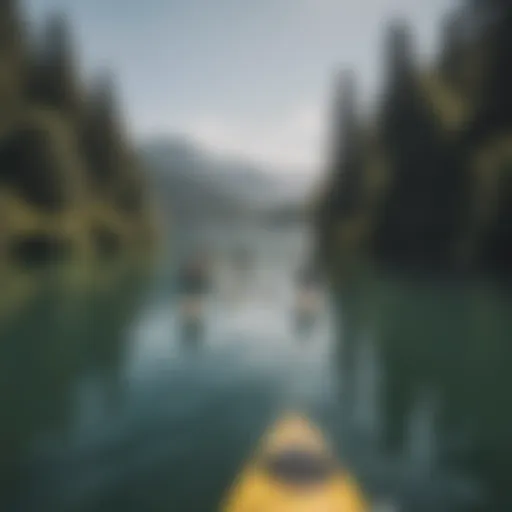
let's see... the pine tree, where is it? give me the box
[375,20,467,269]
[0,0,26,133]
[30,13,81,118]
[314,70,364,266]
[81,72,124,188]
[379,20,418,151]
[460,0,512,140]
[81,71,144,214]
[330,70,357,171]
[328,69,363,217]
[386,20,414,89]
[461,1,512,274]
[439,11,466,88]
[0,0,24,54]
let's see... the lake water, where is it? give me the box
[1,223,510,511]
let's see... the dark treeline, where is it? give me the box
[0,0,156,267]
[317,1,512,279]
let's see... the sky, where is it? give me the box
[24,0,453,174]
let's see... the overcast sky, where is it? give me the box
[24,0,453,173]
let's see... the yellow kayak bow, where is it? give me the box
[220,413,369,512]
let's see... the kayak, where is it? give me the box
[180,294,204,319]
[295,288,322,314]
[178,293,206,344]
[220,413,369,512]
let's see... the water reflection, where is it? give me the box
[0,227,325,512]
[0,264,151,510]
[336,271,512,510]
[1,228,511,511]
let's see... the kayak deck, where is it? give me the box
[220,413,368,512]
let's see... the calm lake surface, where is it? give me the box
[1,223,510,511]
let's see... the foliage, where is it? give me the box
[317,3,512,277]
[0,0,155,266]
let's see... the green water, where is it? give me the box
[1,228,511,511]
[334,270,512,511]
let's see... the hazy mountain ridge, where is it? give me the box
[140,135,313,222]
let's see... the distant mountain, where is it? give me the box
[139,135,313,223]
